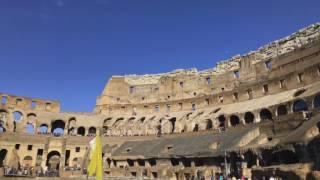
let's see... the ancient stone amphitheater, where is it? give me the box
[1,23,320,179]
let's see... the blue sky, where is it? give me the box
[0,0,319,112]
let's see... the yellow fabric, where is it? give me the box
[87,130,103,180]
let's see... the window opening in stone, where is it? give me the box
[263,84,269,94]
[129,86,135,94]
[179,82,184,88]
[277,105,288,116]
[293,99,308,112]
[233,92,239,101]
[265,60,272,70]
[45,103,51,110]
[31,101,37,109]
[230,115,240,127]
[169,117,176,133]
[234,70,240,78]
[206,77,211,85]
[314,94,320,108]
[1,96,7,105]
[297,73,304,83]
[244,112,255,124]
[260,109,273,121]
[280,79,286,89]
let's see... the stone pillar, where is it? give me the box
[47,125,52,134]
[41,138,50,169]
[59,138,67,172]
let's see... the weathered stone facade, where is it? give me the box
[1,23,320,179]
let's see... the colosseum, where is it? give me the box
[1,23,320,179]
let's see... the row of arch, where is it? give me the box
[158,97,319,134]
[1,94,320,136]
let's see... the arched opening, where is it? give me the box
[0,110,8,124]
[293,99,308,112]
[38,124,48,134]
[260,109,273,121]
[106,158,112,168]
[272,150,299,165]
[230,115,240,127]
[27,113,36,123]
[205,119,213,130]
[0,125,5,133]
[0,149,8,167]
[13,111,23,122]
[51,120,65,136]
[170,158,179,166]
[103,126,108,134]
[0,120,6,133]
[136,159,144,167]
[88,127,96,136]
[72,157,80,168]
[23,156,33,167]
[113,118,124,127]
[277,105,288,116]
[244,112,255,124]
[103,118,112,125]
[77,127,85,136]
[218,115,226,128]
[46,151,61,171]
[67,118,76,135]
[139,117,146,123]
[169,117,176,133]
[293,88,306,97]
[313,94,320,108]
[25,123,34,134]
[193,124,199,132]
[127,159,134,167]
[128,117,135,123]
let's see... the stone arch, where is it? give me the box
[113,118,124,127]
[67,118,76,135]
[128,117,135,123]
[51,120,65,136]
[0,149,8,167]
[103,126,109,134]
[103,118,112,125]
[230,115,240,127]
[106,158,112,168]
[77,126,85,136]
[38,124,48,134]
[293,99,308,112]
[168,117,176,133]
[244,112,255,124]
[13,111,23,132]
[88,127,96,135]
[193,124,199,132]
[13,111,23,122]
[23,156,33,167]
[0,109,8,124]
[205,119,213,130]
[139,117,146,123]
[313,94,320,109]
[218,115,226,128]
[277,105,288,116]
[260,108,273,121]
[27,113,36,121]
[0,124,6,133]
[0,117,6,133]
[25,123,35,134]
[1,96,8,105]
[71,157,81,168]
[46,151,61,170]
